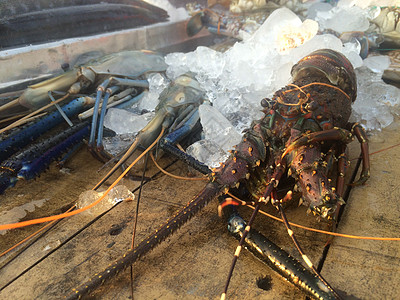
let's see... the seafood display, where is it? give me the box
[94,72,206,189]
[2,50,166,113]
[186,4,278,39]
[3,1,400,300]
[0,50,168,193]
[65,49,369,299]
[0,0,169,48]
[187,1,400,60]
[369,6,400,47]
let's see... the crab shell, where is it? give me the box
[291,49,357,103]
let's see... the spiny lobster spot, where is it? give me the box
[256,275,273,291]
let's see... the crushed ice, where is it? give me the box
[105,2,400,167]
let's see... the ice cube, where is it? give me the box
[104,108,154,135]
[307,2,333,20]
[199,104,242,152]
[143,0,189,22]
[137,90,161,112]
[342,42,363,68]
[315,5,369,33]
[186,139,229,168]
[137,73,169,112]
[76,185,135,215]
[363,55,391,74]
[351,66,400,131]
[103,133,135,157]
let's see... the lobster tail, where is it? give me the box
[66,182,222,299]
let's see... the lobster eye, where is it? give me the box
[261,98,272,108]
[305,101,318,112]
[175,92,185,103]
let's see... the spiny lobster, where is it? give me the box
[67,49,369,299]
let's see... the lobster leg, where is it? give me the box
[283,128,353,158]
[95,85,120,161]
[350,123,370,185]
[329,144,349,224]
[335,147,348,199]
[94,78,150,161]
[222,159,286,297]
[315,144,349,262]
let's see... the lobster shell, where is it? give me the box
[291,49,357,102]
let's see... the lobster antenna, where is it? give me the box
[221,203,261,300]
[221,162,286,300]
[130,151,149,298]
[0,98,21,114]
[273,200,343,300]
[151,152,207,181]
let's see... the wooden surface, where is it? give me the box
[324,120,400,299]
[0,120,399,300]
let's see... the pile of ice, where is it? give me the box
[163,6,365,167]
[104,3,400,167]
[353,55,400,130]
